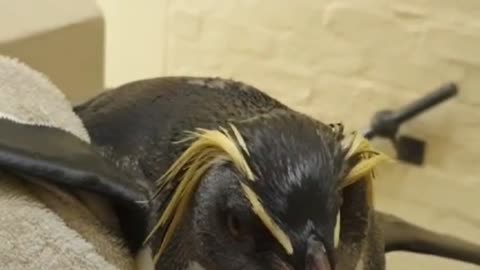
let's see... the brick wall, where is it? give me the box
[99,1,480,269]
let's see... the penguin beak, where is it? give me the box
[305,237,332,270]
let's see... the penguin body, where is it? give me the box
[75,77,287,179]
[75,76,480,270]
[76,77,348,270]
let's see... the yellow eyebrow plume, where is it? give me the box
[144,125,294,263]
[241,182,294,255]
[146,123,387,264]
[340,130,392,189]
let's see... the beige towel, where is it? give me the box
[0,56,135,270]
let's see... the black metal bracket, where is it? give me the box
[363,82,458,165]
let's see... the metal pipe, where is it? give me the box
[363,82,458,140]
[391,82,458,125]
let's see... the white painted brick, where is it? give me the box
[165,42,225,76]
[170,10,202,41]
[182,16,276,58]
[403,100,480,150]
[388,1,428,19]
[314,53,367,76]
[458,66,480,106]
[234,0,330,31]
[275,24,368,76]
[231,61,313,106]
[388,0,480,25]
[306,75,387,123]
[295,76,415,130]
[363,56,465,95]
[375,162,479,220]
[323,3,415,54]
[386,0,431,19]
[169,0,227,16]
[423,26,480,66]
[221,24,276,58]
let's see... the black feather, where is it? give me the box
[75,76,348,265]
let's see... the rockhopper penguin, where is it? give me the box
[75,77,480,270]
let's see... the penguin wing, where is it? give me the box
[0,118,151,251]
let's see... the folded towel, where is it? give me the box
[0,56,135,270]
[0,57,90,142]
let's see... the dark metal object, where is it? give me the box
[364,82,458,165]
[395,136,426,166]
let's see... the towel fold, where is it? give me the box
[0,55,135,270]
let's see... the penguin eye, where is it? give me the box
[227,213,242,239]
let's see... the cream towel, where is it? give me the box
[0,56,135,270]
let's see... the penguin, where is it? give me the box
[72,76,480,270]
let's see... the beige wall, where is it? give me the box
[0,0,104,104]
[97,1,480,269]
[95,0,168,87]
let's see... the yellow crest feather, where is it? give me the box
[340,131,392,188]
[146,123,388,264]
[240,182,294,255]
[145,125,260,263]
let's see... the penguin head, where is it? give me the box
[146,111,386,270]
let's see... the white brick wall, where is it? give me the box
[98,1,480,269]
